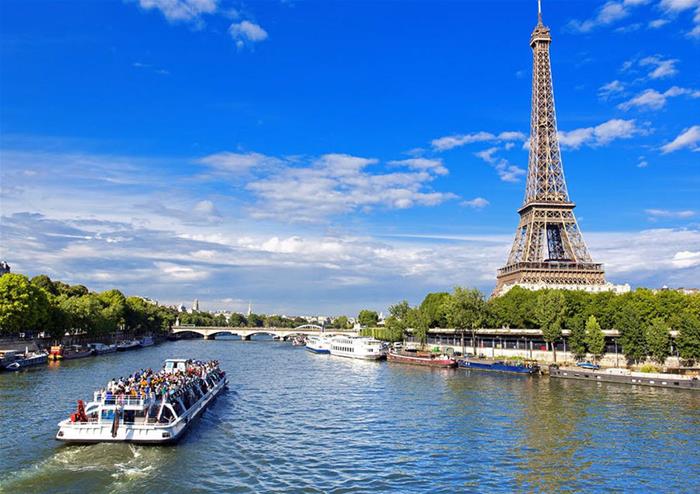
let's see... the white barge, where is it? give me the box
[329,336,386,360]
[56,359,227,444]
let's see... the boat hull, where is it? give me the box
[387,352,457,368]
[56,377,228,444]
[458,359,538,374]
[549,366,700,391]
[305,347,330,354]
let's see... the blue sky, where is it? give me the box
[1,0,699,315]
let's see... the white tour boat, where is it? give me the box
[329,336,386,360]
[305,335,332,354]
[56,359,227,444]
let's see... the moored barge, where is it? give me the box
[387,350,457,368]
[56,358,227,444]
[458,358,539,375]
[549,365,700,391]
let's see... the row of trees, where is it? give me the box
[0,272,356,339]
[0,273,177,340]
[368,286,700,364]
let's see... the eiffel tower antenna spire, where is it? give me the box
[494,4,607,296]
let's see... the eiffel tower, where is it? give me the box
[494,1,606,296]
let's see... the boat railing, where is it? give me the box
[93,392,155,407]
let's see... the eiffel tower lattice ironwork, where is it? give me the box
[494,2,606,296]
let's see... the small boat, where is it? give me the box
[116,340,141,351]
[3,349,49,371]
[291,335,307,347]
[305,335,331,354]
[49,345,94,360]
[458,358,539,375]
[576,361,600,370]
[139,336,155,347]
[329,336,386,360]
[387,349,457,368]
[56,359,228,444]
[88,343,117,355]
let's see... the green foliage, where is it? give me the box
[568,316,587,361]
[360,326,403,342]
[333,315,349,329]
[444,287,485,330]
[228,313,247,327]
[486,286,538,328]
[536,291,566,344]
[358,309,379,327]
[645,317,671,365]
[0,273,49,336]
[674,312,700,363]
[407,307,430,347]
[31,274,58,296]
[247,313,264,327]
[419,292,450,328]
[585,315,605,362]
[616,305,647,364]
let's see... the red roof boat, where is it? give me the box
[387,350,457,368]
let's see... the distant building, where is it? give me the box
[0,261,10,276]
[177,304,186,313]
[247,302,252,317]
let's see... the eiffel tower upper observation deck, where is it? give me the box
[494,2,616,296]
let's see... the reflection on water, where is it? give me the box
[1,339,699,493]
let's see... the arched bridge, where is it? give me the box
[171,325,358,341]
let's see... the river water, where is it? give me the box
[1,338,699,493]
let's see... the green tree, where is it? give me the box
[247,313,264,327]
[228,313,247,327]
[333,315,349,329]
[31,274,58,296]
[585,315,605,363]
[645,317,671,365]
[444,287,485,330]
[616,305,647,364]
[358,309,379,327]
[407,307,430,348]
[535,290,566,362]
[98,289,127,331]
[674,312,700,364]
[0,273,47,336]
[568,315,587,361]
[487,286,538,328]
[419,292,450,328]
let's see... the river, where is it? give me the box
[1,337,699,493]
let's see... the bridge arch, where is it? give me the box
[294,324,324,331]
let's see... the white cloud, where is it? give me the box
[639,55,678,79]
[649,18,670,28]
[661,125,700,153]
[598,80,625,100]
[645,208,697,219]
[197,151,280,174]
[461,197,490,209]
[388,158,448,176]
[558,119,643,149]
[617,86,700,110]
[659,0,700,37]
[431,130,525,152]
[473,147,526,183]
[672,251,700,269]
[138,0,218,23]
[239,153,456,222]
[567,0,650,33]
[229,20,268,48]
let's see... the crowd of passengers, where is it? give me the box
[100,360,222,404]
